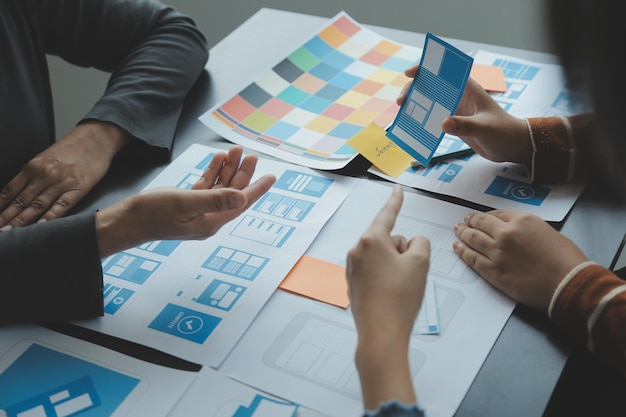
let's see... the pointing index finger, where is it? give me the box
[369,184,404,235]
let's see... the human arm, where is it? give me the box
[0,210,107,326]
[346,184,430,413]
[0,121,130,231]
[397,65,594,184]
[96,147,276,257]
[549,263,626,374]
[397,65,531,164]
[452,209,626,374]
[41,0,209,151]
[0,146,275,326]
[452,209,587,310]
[0,0,208,228]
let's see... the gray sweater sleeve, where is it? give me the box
[38,0,209,152]
[0,211,104,326]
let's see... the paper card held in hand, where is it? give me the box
[386,33,473,167]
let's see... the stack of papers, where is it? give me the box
[0,11,587,417]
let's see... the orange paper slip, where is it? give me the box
[470,63,507,92]
[279,255,349,308]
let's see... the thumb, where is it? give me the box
[442,115,483,139]
[194,188,248,214]
[406,235,431,259]
[441,116,459,135]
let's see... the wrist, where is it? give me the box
[548,260,598,318]
[355,325,412,382]
[355,334,416,409]
[355,336,410,371]
[75,120,131,157]
[525,116,576,183]
[95,196,140,258]
[513,116,534,165]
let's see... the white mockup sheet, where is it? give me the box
[218,180,516,417]
[73,144,359,367]
[0,325,197,417]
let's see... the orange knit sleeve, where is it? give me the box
[525,113,594,184]
[526,116,575,183]
[550,262,626,374]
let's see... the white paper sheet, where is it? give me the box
[218,180,515,417]
[170,366,329,417]
[73,144,359,367]
[0,325,197,417]
[371,153,585,222]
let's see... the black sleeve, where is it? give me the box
[0,211,104,326]
[37,0,209,152]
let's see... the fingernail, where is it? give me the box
[37,218,47,223]
[0,224,12,232]
[453,222,463,231]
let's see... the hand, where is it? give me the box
[0,121,129,230]
[453,209,588,311]
[397,65,532,164]
[347,184,430,409]
[96,146,276,257]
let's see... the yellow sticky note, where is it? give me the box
[346,123,413,178]
[279,255,349,309]
[470,63,507,93]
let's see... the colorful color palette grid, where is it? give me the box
[202,12,420,169]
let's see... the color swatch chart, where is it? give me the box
[200,12,420,170]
